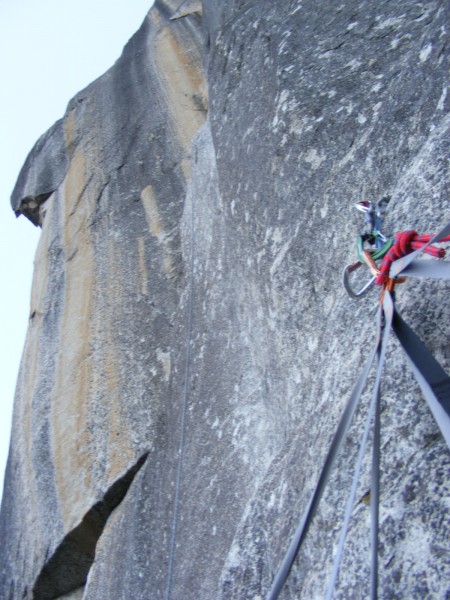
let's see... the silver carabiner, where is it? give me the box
[342,260,376,299]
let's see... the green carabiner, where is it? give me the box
[357,234,393,264]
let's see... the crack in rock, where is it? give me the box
[32,453,148,600]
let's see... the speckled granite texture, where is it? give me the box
[1,1,449,598]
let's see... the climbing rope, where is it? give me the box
[165,193,196,600]
[268,202,450,600]
[376,230,449,285]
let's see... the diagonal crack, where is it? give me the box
[33,453,148,600]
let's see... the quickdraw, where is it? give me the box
[268,205,450,600]
[342,197,393,298]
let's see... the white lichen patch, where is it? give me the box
[345,59,361,71]
[437,86,447,110]
[270,238,293,278]
[374,15,405,30]
[323,294,335,315]
[345,102,355,115]
[272,89,290,128]
[307,335,318,352]
[304,148,326,170]
[271,227,283,244]
[372,102,383,114]
[419,43,432,62]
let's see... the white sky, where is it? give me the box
[0,0,155,502]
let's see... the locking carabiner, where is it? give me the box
[342,260,376,299]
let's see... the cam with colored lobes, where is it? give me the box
[346,228,450,297]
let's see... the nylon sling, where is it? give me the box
[392,309,450,448]
[268,219,450,600]
[267,305,385,600]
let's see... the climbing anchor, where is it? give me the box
[342,197,392,298]
[268,205,450,600]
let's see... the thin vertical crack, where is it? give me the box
[165,189,196,600]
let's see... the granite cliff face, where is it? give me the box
[1,1,450,598]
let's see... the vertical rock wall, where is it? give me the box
[1,0,450,598]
